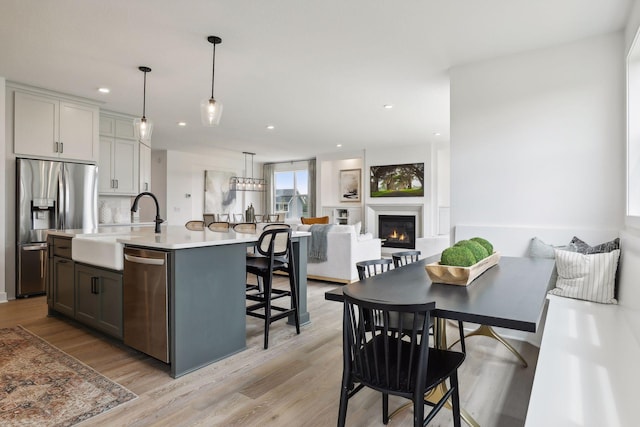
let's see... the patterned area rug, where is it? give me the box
[0,326,137,426]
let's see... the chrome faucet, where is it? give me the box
[131,192,164,233]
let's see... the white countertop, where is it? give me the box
[48,226,309,250]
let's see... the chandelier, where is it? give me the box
[230,152,266,192]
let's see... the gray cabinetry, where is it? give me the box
[49,235,75,317]
[52,256,75,317]
[75,264,123,339]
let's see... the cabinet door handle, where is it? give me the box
[115,179,119,189]
[91,277,100,294]
[54,141,59,153]
[60,142,63,153]
[144,182,148,191]
[111,179,115,189]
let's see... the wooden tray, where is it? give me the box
[425,252,501,286]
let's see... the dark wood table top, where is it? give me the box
[325,256,555,333]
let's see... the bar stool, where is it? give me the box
[245,227,300,349]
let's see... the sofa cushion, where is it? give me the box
[549,249,620,304]
[301,216,329,224]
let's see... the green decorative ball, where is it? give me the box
[441,245,476,267]
[454,240,489,263]
[470,237,494,255]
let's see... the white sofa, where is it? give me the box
[295,224,382,283]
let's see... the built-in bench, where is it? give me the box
[456,225,640,426]
[525,230,640,426]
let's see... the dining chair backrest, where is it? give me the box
[254,214,266,223]
[208,221,230,232]
[233,222,257,233]
[203,214,216,226]
[356,258,393,281]
[263,223,290,231]
[256,227,292,258]
[338,291,464,427]
[218,213,231,222]
[267,214,280,223]
[342,292,435,392]
[392,250,422,268]
[185,220,205,231]
[234,213,245,223]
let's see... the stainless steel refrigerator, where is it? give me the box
[16,158,98,297]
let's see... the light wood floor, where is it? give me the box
[0,278,539,426]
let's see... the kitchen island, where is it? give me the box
[47,226,310,378]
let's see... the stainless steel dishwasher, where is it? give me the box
[123,247,170,363]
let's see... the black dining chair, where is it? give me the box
[356,258,393,280]
[338,292,465,427]
[392,250,421,268]
[245,227,300,349]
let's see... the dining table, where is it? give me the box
[325,255,556,427]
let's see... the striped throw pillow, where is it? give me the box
[549,249,620,304]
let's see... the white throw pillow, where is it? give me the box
[549,249,620,304]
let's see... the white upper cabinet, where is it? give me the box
[14,90,99,162]
[99,113,140,195]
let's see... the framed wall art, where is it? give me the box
[370,163,424,197]
[339,169,361,202]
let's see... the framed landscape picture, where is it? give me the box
[339,169,361,202]
[370,163,424,197]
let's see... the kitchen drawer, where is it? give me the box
[52,237,72,259]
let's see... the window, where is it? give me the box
[628,30,640,227]
[274,169,309,219]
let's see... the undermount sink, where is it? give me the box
[72,235,125,271]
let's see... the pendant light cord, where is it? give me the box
[142,70,147,119]
[211,42,216,99]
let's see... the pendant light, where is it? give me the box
[133,66,153,143]
[201,35,223,126]
[230,152,266,192]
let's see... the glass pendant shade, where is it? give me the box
[134,66,153,144]
[133,116,153,144]
[202,36,223,127]
[201,97,223,126]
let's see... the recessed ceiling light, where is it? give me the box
[98,87,110,94]
[383,104,393,109]
[336,144,342,148]
[266,125,275,130]
[177,121,187,127]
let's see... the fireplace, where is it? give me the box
[378,215,416,249]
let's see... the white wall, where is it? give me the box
[0,77,6,302]
[450,33,625,232]
[162,150,264,225]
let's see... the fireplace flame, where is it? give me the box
[388,229,407,241]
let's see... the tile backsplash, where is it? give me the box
[99,196,139,224]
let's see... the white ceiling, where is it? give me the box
[0,0,632,162]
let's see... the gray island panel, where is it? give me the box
[170,243,247,378]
